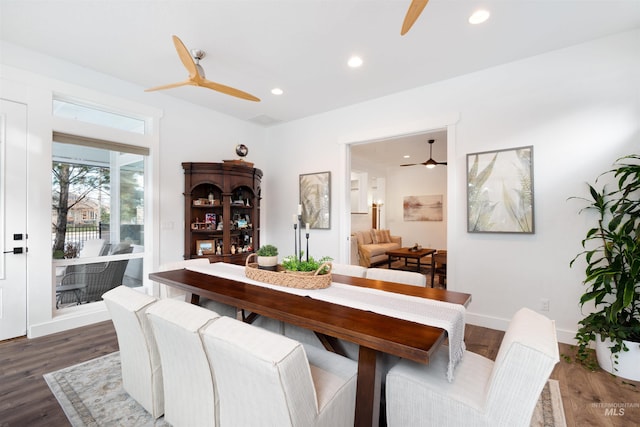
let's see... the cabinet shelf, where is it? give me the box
[183,162,262,264]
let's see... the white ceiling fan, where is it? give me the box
[145,35,260,102]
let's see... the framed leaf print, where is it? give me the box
[467,146,534,233]
[299,171,331,229]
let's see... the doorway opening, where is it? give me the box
[349,129,449,267]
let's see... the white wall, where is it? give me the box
[386,163,447,250]
[264,30,640,343]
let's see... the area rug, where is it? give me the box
[44,352,566,426]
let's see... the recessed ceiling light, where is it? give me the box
[271,88,284,95]
[403,155,410,158]
[468,10,490,25]
[348,56,363,68]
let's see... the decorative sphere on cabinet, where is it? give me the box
[235,144,249,157]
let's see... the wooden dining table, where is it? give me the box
[149,268,471,427]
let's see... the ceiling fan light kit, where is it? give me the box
[400,139,447,168]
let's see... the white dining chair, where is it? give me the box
[385,307,559,427]
[157,258,239,318]
[102,286,164,418]
[146,298,220,427]
[365,267,426,287]
[331,263,367,278]
[201,315,358,427]
[157,258,209,300]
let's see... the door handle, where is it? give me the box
[4,247,24,254]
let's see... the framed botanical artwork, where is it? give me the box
[467,146,534,233]
[299,171,331,229]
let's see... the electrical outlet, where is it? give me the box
[540,298,550,312]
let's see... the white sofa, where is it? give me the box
[353,229,402,267]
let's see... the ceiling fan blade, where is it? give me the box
[401,0,429,35]
[400,163,418,167]
[172,35,199,78]
[199,78,261,102]
[144,79,194,92]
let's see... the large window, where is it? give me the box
[52,133,147,309]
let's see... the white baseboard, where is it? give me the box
[28,303,111,338]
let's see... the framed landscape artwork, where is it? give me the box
[467,146,534,233]
[299,171,331,229]
[403,195,443,221]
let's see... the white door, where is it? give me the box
[0,99,28,340]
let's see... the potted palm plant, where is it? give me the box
[570,154,640,380]
[256,244,279,271]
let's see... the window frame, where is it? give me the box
[51,93,161,302]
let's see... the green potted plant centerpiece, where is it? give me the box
[281,252,333,275]
[256,244,279,271]
[570,154,640,380]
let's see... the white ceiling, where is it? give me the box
[1,1,639,127]
[351,129,448,172]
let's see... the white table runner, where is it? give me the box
[187,262,466,381]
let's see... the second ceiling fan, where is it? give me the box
[401,139,447,168]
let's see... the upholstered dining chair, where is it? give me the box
[157,259,283,334]
[331,263,367,278]
[157,258,210,300]
[385,307,559,427]
[146,299,220,427]
[201,315,359,427]
[102,286,164,418]
[365,267,426,287]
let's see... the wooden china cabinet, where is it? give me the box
[182,162,262,265]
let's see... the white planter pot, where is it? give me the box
[257,255,278,271]
[595,334,640,381]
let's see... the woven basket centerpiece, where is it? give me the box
[245,253,332,289]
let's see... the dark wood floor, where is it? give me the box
[0,321,118,427]
[1,321,638,426]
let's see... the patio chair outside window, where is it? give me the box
[56,245,133,307]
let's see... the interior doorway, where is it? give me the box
[349,129,448,263]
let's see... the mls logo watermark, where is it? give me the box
[592,402,639,417]
[604,407,625,416]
